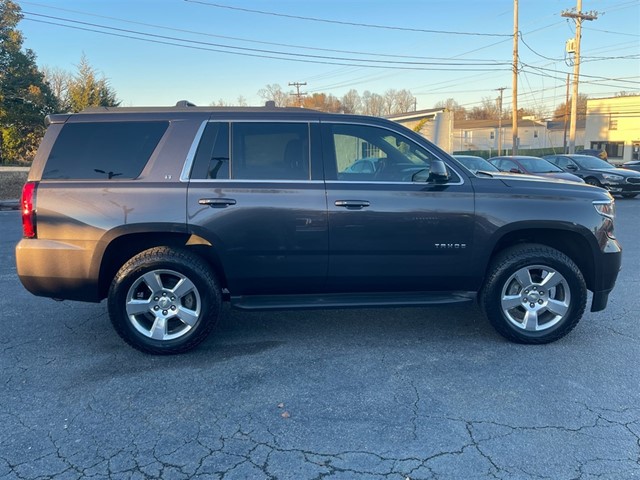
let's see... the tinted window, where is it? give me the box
[493,159,515,171]
[232,123,309,180]
[329,123,445,182]
[519,158,562,173]
[190,122,230,179]
[43,121,168,180]
[571,155,614,170]
[455,156,499,173]
[550,157,572,169]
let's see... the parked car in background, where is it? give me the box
[343,157,380,174]
[544,154,640,198]
[620,160,640,173]
[577,149,608,161]
[453,155,500,174]
[488,156,584,183]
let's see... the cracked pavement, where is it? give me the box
[1,201,639,479]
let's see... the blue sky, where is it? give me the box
[16,0,640,116]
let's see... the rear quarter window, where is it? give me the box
[42,121,169,180]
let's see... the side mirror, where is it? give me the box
[411,160,451,183]
[509,168,522,174]
[566,164,578,171]
[428,160,450,183]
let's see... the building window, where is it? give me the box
[607,142,624,158]
[490,131,495,140]
[463,130,472,142]
[591,141,624,159]
[609,114,618,130]
[533,130,539,138]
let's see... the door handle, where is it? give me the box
[199,198,237,208]
[335,200,370,209]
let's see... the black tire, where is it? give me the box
[480,244,586,344]
[108,247,222,354]
[621,193,638,199]
[585,177,601,187]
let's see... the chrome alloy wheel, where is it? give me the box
[500,265,571,332]
[125,269,202,341]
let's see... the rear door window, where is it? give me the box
[232,123,309,180]
[190,122,311,181]
[43,121,168,180]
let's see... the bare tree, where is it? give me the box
[361,91,385,116]
[383,89,398,115]
[210,95,249,107]
[553,94,589,121]
[341,89,361,114]
[42,66,72,110]
[391,89,416,113]
[434,97,467,120]
[257,83,291,107]
[467,96,501,120]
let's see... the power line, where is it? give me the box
[518,32,564,61]
[183,0,512,37]
[22,12,513,69]
[18,1,511,63]
[522,63,640,85]
[583,26,640,37]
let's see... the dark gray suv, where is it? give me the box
[17,103,622,354]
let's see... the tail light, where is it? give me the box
[21,181,38,238]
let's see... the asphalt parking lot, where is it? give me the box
[1,200,639,480]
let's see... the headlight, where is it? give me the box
[602,173,624,182]
[593,200,615,219]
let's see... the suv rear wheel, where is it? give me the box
[481,244,587,344]
[108,247,221,354]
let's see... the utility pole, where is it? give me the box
[563,73,570,153]
[496,87,507,156]
[288,82,307,107]
[562,1,598,153]
[512,0,519,155]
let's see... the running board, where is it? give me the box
[231,291,476,311]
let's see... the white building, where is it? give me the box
[452,119,585,155]
[585,96,640,162]
[386,108,453,152]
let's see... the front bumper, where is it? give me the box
[590,240,622,312]
[603,179,640,195]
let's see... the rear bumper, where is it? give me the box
[16,239,101,302]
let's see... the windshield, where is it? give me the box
[571,155,614,170]
[518,157,563,173]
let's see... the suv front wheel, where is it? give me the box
[481,244,587,344]
[108,247,222,354]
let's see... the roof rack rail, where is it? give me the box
[175,100,196,107]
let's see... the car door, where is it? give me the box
[186,120,328,295]
[321,121,476,293]
[552,156,583,177]
[502,159,521,173]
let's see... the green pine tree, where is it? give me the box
[0,0,58,163]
